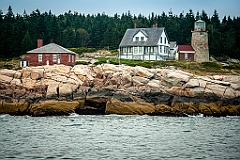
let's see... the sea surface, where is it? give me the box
[0,114,239,160]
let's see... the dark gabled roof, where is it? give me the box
[133,29,149,38]
[27,43,76,54]
[119,27,165,47]
[178,45,195,52]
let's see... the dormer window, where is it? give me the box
[133,30,148,42]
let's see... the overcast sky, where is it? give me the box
[0,0,239,19]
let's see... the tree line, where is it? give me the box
[0,6,239,59]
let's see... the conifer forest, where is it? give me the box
[0,6,239,59]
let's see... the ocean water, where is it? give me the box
[0,114,239,160]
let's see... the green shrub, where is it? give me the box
[223,64,240,70]
[68,47,97,54]
[201,62,222,69]
[75,61,89,65]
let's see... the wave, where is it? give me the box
[0,114,10,118]
[184,113,204,118]
[68,113,80,117]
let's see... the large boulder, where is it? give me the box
[29,100,79,116]
[198,103,221,116]
[46,82,60,98]
[0,99,29,115]
[132,76,149,86]
[43,65,71,74]
[31,69,44,80]
[102,64,121,73]
[21,78,37,89]
[0,69,21,78]
[154,104,174,115]
[58,83,73,100]
[0,74,13,83]
[106,98,155,115]
[72,65,92,76]
[130,66,154,78]
[147,79,162,88]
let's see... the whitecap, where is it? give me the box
[69,113,80,117]
[0,114,10,118]
[185,113,204,118]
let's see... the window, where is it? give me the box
[68,54,71,62]
[164,47,167,53]
[141,37,144,41]
[184,53,188,59]
[38,54,42,62]
[160,46,162,53]
[129,47,133,53]
[139,47,143,53]
[160,37,162,43]
[123,47,127,53]
[134,46,138,53]
[148,47,151,53]
[164,38,167,44]
[135,37,139,41]
[53,54,57,62]
[154,47,157,53]
[72,55,74,63]
[150,47,153,53]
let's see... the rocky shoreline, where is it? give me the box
[0,64,239,117]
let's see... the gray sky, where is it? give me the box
[0,0,239,19]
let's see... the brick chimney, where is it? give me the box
[37,39,43,48]
[152,23,158,28]
[134,23,137,29]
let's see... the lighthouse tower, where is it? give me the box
[191,20,209,62]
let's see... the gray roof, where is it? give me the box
[170,41,177,49]
[119,27,165,47]
[27,43,76,54]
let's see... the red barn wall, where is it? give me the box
[27,53,76,66]
[179,53,194,61]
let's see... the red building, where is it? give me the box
[177,45,195,61]
[20,40,76,67]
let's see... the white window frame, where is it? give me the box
[139,47,143,53]
[134,46,138,53]
[184,53,188,59]
[53,54,57,62]
[68,54,71,62]
[72,55,74,63]
[38,54,42,62]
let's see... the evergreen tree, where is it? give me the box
[75,28,90,47]
[62,27,75,48]
[21,31,34,53]
[0,6,239,60]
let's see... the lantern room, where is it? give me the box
[194,20,206,31]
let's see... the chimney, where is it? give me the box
[155,23,158,28]
[152,24,156,28]
[37,39,43,48]
[134,23,137,29]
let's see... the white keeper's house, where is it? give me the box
[119,25,170,60]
